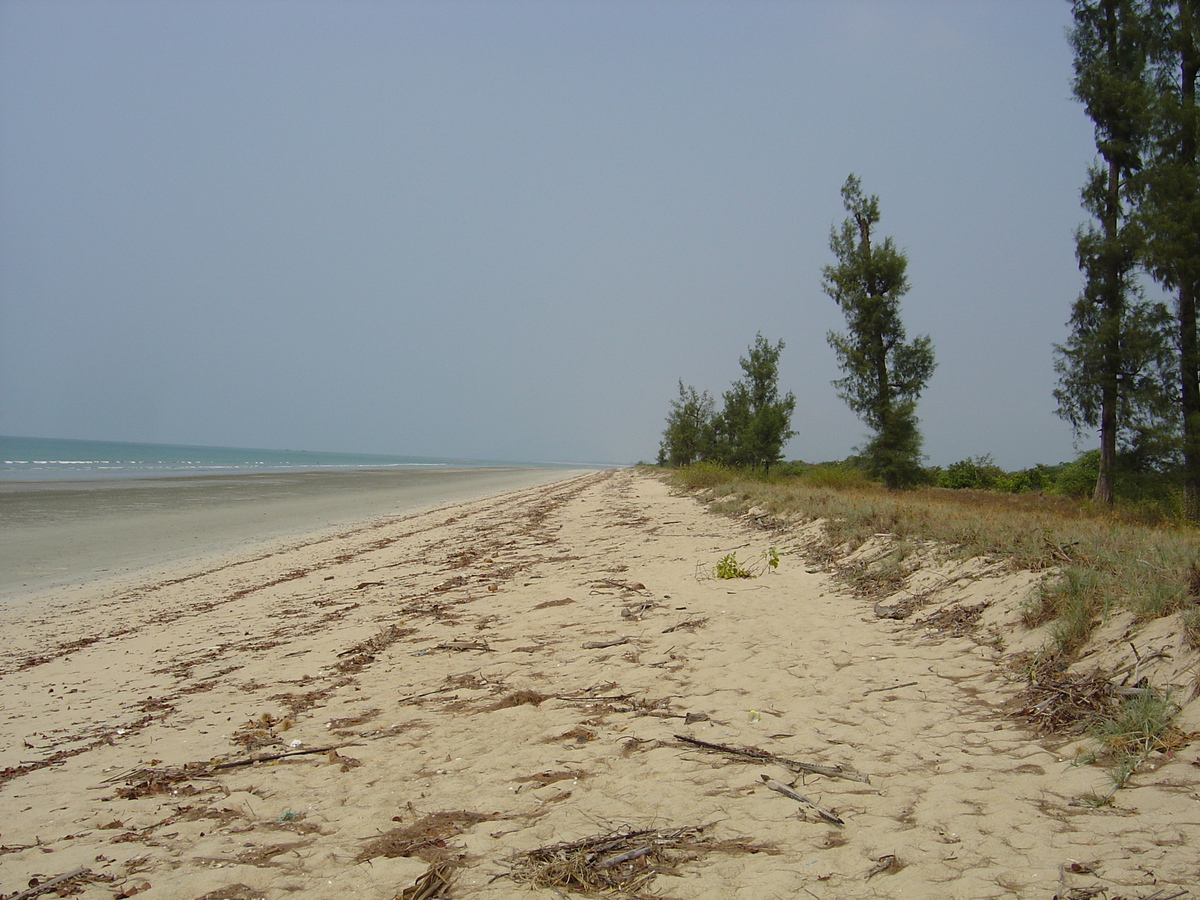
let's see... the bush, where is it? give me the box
[1048,450,1101,497]
[939,454,1006,490]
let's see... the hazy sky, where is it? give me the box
[1,0,1099,468]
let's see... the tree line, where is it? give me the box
[662,0,1198,518]
[1054,0,1199,516]
[660,176,936,484]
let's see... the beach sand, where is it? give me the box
[1,468,1197,899]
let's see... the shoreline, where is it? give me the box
[0,466,592,602]
[0,468,1196,899]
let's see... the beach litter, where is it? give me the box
[503,823,775,898]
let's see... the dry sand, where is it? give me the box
[1,468,1197,900]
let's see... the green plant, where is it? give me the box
[762,547,780,571]
[713,552,752,579]
[1090,690,1181,788]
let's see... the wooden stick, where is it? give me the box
[8,867,90,900]
[209,743,359,771]
[760,775,844,826]
[397,684,460,703]
[582,637,630,649]
[435,640,492,652]
[862,681,918,696]
[661,618,708,634]
[675,734,870,784]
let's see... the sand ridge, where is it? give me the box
[1,468,1197,899]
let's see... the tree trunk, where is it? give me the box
[1179,8,1199,519]
[1094,153,1122,506]
[1181,278,1200,519]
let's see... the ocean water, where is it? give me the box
[0,435,513,481]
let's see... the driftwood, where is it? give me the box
[209,743,358,771]
[581,637,630,649]
[398,685,461,703]
[435,640,492,652]
[103,742,359,789]
[7,867,91,900]
[862,681,918,696]
[661,617,709,634]
[759,776,844,825]
[675,734,870,784]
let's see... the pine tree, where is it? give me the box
[1140,0,1200,516]
[1054,0,1178,503]
[713,334,796,473]
[658,380,716,467]
[822,175,935,488]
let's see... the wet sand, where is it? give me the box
[0,467,589,601]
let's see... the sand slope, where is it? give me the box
[1,469,1197,899]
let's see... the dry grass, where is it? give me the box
[356,810,498,863]
[504,824,775,898]
[662,465,1200,653]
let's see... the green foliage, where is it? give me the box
[1052,449,1104,497]
[938,455,1008,491]
[713,334,797,473]
[1090,689,1181,788]
[822,174,936,489]
[1136,0,1200,518]
[660,334,796,476]
[762,547,780,571]
[670,460,739,490]
[713,552,752,579]
[659,380,716,467]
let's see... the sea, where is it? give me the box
[0,435,526,481]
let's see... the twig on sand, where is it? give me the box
[661,617,709,634]
[7,867,91,900]
[675,734,870,783]
[581,637,630,649]
[435,640,493,652]
[862,681,918,696]
[759,775,844,826]
[208,743,360,770]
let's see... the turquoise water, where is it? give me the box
[0,435,519,481]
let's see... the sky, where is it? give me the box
[0,0,1101,468]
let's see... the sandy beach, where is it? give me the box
[1,468,1197,900]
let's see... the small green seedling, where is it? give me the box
[713,552,752,579]
[762,547,780,571]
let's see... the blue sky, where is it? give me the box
[1,0,1097,467]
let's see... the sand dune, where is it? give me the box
[1,468,1196,900]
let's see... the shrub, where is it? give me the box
[939,454,1006,490]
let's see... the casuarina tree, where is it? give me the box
[658,380,716,467]
[1054,0,1178,504]
[1140,0,1200,516]
[822,174,935,488]
[713,334,797,473]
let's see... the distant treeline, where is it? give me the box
[773,450,1176,502]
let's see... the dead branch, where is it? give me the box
[662,617,709,634]
[759,775,844,826]
[862,681,918,696]
[675,734,870,783]
[7,867,91,900]
[581,637,630,649]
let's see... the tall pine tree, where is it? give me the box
[1055,0,1178,503]
[713,334,796,473]
[822,175,935,488]
[1141,0,1200,517]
